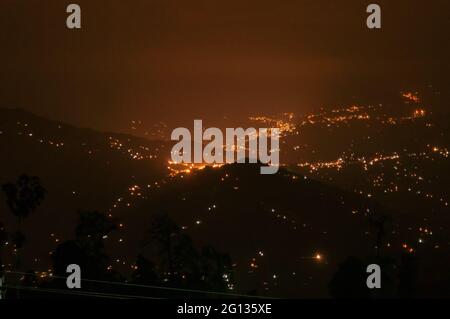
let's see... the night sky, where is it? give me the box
[1,0,449,134]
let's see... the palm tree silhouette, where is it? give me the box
[0,222,7,299]
[368,213,391,258]
[2,174,46,298]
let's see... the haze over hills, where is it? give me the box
[0,107,169,201]
[0,107,170,267]
[276,92,450,255]
[0,107,392,297]
[117,163,395,297]
[0,92,449,297]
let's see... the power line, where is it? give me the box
[3,284,162,299]
[5,270,276,299]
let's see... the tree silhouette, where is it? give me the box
[368,213,391,258]
[75,210,117,240]
[131,254,158,285]
[38,210,124,298]
[0,222,6,256]
[0,222,6,299]
[329,256,370,299]
[0,223,6,246]
[140,212,233,295]
[52,210,118,281]
[75,210,117,259]
[199,246,233,292]
[0,222,7,274]
[142,212,198,286]
[398,252,418,298]
[2,175,45,298]
[2,175,45,249]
